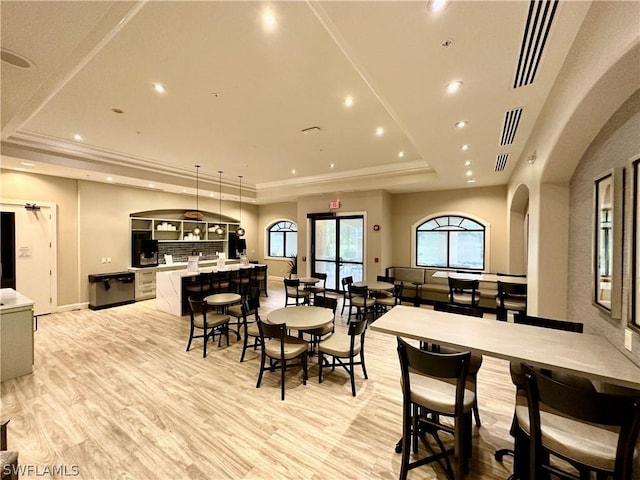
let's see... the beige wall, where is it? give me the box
[1,170,79,306]
[257,202,297,278]
[390,186,509,273]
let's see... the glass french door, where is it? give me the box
[310,215,364,291]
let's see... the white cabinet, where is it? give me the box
[133,268,158,300]
[1,289,34,382]
[131,217,239,243]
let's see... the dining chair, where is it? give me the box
[375,275,396,298]
[183,271,214,300]
[495,313,586,479]
[375,282,403,317]
[301,295,337,353]
[448,277,480,307]
[256,320,309,400]
[186,297,230,358]
[211,270,231,293]
[239,297,262,363]
[318,318,368,397]
[347,284,374,322]
[228,286,260,344]
[283,278,310,307]
[251,264,268,297]
[1,419,18,480]
[307,272,327,302]
[495,281,527,321]
[396,337,475,480]
[231,267,252,297]
[522,365,640,480]
[433,301,484,427]
[340,276,353,315]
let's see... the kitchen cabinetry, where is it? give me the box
[1,289,34,382]
[133,268,157,301]
[130,217,239,242]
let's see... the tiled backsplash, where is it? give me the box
[158,242,226,263]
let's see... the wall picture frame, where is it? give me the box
[593,168,624,318]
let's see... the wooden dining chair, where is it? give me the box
[496,281,527,321]
[347,284,374,322]
[283,278,310,307]
[301,295,337,353]
[523,365,640,480]
[340,276,354,315]
[186,297,230,358]
[307,272,327,302]
[318,318,368,397]
[448,277,480,307]
[1,419,18,480]
[239,297,262,363]
[256,320,309,400]
[396,337,475,480]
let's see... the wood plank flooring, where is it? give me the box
[1,280,520,479]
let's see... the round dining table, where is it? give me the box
[353,281,394,293]
[205,292,242,340]
[267,306,333,330]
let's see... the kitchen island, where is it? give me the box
[1,288,34,381]
[156,263,260,316]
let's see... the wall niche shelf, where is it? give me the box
[130,210,240,243]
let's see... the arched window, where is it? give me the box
[415,215,485,270]
[267,220,297,258]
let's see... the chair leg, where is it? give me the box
[349,361,356,397]
[280,358,286,400]
[256,351,266,388]
[399,401,412,480]
[302,353,308,384]
[186,326,194,352]
[472,373,481,427]
[318,352,324,383]
[360,348,368,380]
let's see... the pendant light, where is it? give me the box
[235,175,246,237]
[192,164,202,236]
[215,170,225,236]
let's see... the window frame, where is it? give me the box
[266,219,298,259]
[412,213,490,271]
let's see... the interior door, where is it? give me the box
[1,203,54,315]
[311,216,364,291]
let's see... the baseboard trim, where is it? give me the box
[56,302,89,312]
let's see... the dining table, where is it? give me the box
[205,292,242,339]
[353,280,394,293]
[370,305,640,390]
[267,306,334,331]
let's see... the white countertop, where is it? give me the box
[0,288,34,311]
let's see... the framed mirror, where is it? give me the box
[632,158,640,328]
[593,169,623,318]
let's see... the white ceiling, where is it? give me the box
[1,1,592,203]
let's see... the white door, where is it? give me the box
[1,202,55,316]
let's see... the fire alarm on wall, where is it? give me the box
[330,200,341,209]
[373,224,380,231]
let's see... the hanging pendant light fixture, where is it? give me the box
[236,175,246,237]
[193,165,202,236]
[215,170,225,236]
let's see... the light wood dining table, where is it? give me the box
[371,305,640,390]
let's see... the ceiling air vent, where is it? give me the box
[513,0,559,88]
[500,108,523,146]
[495,154,509,172]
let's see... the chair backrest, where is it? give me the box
[497,280,527,300]
[258,320,286,341]
[241,297,260,319]
[187,296,207,318]
[377,275,395,284]
[448,277,480,305]
[393,282,404,299]
[312,272,327,285]
[348,318,367,337]
[497,272,526,278]
[513,312,583,333]
[524,366,640,478]
[341,276,353,291]
[434,301,483,318]
[349,284,368,298]
[314,295,338,313]
[212,270,231,291]
[397,337,471,416]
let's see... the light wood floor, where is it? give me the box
[1,280,520,479]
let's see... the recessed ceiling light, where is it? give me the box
[210,193,214,197]
[455,121,467,128]
[74,133,84,141]
[330,163,335,169]
[461,144,470,151]
[148,183,155,188]
[106,177,113,182]
[291,169,296,175]
[262,9,276,31]
[14,168,27,172]
[376,127,384,136]
[467,179,476,184]
[427,0,449,13]
[464,160,472,167]
[446,81,463,93]
[112,108,124,114]
[21,162,35,167]
[344,96,354,107]
[398,151,405,158]
[465,170,473,177]
[152,83,166,94]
